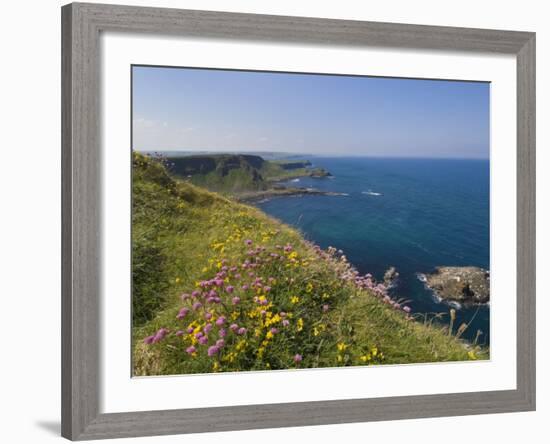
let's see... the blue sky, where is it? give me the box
[132,66,489,159]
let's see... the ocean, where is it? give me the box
[256,157,490,345]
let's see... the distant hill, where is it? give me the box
[162,153,331,193]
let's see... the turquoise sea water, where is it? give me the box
[256,157,490,344]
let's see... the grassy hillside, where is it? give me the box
[132,152,486,376]
[165,154,330,194]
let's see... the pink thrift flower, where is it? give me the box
[230,323,239,332]
[176,307,190,320]
[403,306,411,313]
[198,336,209,345]
[215,316,226,326]
[175,330,184,336]
[216,339,225,348]
[186,345,196,354]
[225,285,234,294]
[192,302,202,311]
[180,293,190,301]
[270,328,278,335]
[237,327,247,335]
[191,290,201,298]
[143,335,155,344]
[294,354,303,363]
[282,319,290,327]
[245,239,253,246]
[242,284,249,291]
[232,296,241,305]
[204,312,213,320]
[207,345,219,357]
[219,328,227,338]
[322,304,330,313]
[204,323,213,334]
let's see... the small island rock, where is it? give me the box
[422,266,490,305]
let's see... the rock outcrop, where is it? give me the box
[422,266,490,305]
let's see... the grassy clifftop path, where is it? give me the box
[132,152,486,376]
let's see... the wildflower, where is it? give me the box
[282,319,290,327]
[214,279,224,287]
[232,296,241,305]
[180,293,190,301]
[216,339,225,348]
[225,285,235,294]
[176,307,190,320]
[322,304,330,313]
[230,323,239,332]
[280,312,287,317]
[264,286,271,293]
[186,345,196,354]
[219,328,227,338]
[204,323,213,334]
[403,306,411,313]
[175,330,184,336]
[468,350,477,360]
[192,302,202,311]
[245,239,253,246]
[143,335,155,344]
[195,332,203,339]
[186,326,194,334]
[207,346,219,357]
[198,336,209,345]
[204,312,213,320]
[293,354,302,363]
[216,316,226,326]
[296,318,304,332]
[237,327,247,335]
[242,284,249,291]
[337,342,347,352]
[290,296,300,304]
[270,327,278,335]
[191,290,201,298]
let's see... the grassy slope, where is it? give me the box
[132,153,486,376]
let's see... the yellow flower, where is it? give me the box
[468,350,477,360]
[306,283,313,293]
[371,346,378,357]
[175,277,181,284]
[297,318,304,332]
[202,266,209,273]
[360,354,371,362]
[266,331,274,340]
[337,342,347,352]
[291,296,300,304]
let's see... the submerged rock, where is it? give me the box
[423,266,490,305]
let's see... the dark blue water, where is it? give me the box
[257,157,490,345]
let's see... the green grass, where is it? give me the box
[132,152,487,376]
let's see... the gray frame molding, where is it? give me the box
[61,2,536,440]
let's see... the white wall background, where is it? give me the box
[0,1,546,443]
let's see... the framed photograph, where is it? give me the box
[61,2,535,440]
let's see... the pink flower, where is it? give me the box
[403,306,411,313]
[186,345,196,354]
[282,320,290,327]
[293,354,303,363]
[232,296,241,305]
[175,330,184,336]
[192,302,202,311]
[245,239,253,246]
[264,286,271,293]
[225,285,234,294]
[204,312,213,320]
[143,335,155,344]
[216,339,225,348]
[219,328,227,338]
[270,328,278,335]
[204,323,213,334]
[242,284,249,291]
[207,345,219,357]
[322,304,330,313]
[215,316,226,326]
[230,323,239,332]
[214,279,224,287]
[198,336,209,345]
[191,290,201,298]
[237,327,247,335]
[186,327,194,334]
[180,293,190,301]
[176,307,190,320]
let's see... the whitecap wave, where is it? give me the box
[362,190,382,196]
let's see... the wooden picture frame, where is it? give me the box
[61,2,535,440]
